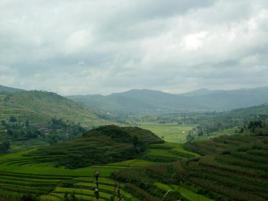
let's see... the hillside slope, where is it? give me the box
[0,85,23,93]
[69,87,268,115]
[0,90,109,128]
[28,125,163,168]
[113,122,268,201]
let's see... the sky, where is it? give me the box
[0,0,268,95]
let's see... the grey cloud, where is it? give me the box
[0,0,267,95]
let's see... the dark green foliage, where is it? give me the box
[247,120,264,132]
[28,125,163,168]
[45,118,87,144]
[20,194,38,201]
[1,117,86,144]
[9,116,17,123]
[63,192,76,201]
[2,118,41,140]
[0,141,10,153]
[162,191,183,201]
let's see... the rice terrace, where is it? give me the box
[1,0,268,201]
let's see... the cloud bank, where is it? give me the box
[0,0,268,95]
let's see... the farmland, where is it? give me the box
[0,122,267,201]
[139,123,194,143]
[0,141,200,201]
[1,91,268,201]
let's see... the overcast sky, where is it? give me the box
[0,0,268,95]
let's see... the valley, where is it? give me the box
[1,1,268,200]
[0,86,268,201]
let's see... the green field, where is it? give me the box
[139,123,194,143]
[154,183,214,201]
[0,141,206,201]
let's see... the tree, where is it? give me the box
[70,192,76,201]
[63,192,69,201]
[248,120,264,132]
[1,120,6,126]
[9,116,17,123]
[0,141,10,153]
[20,194,38,201]
[132,136,145,153]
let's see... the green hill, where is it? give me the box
[28,125,163,168]
[0,90,109,128]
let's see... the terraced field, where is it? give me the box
[1,124,266,201]
[154,183,213,201]
[184,134,268,201]
[0,142,197,201]
[0,159,143,201]
[0,170,141,201]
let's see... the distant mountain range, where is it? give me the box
[69,87,268,115]
[2,84,268,117]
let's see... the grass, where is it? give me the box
[139,123,194,143]
[142,143,199,162]
[154,182,214,201]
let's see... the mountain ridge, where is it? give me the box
[69,86,268,115]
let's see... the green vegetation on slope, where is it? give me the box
[112,121,268,201]
[0,139,195,201]
[27,125,163,168]
[0,90,109,128]
[0,117,87,150]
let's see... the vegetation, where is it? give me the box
[139,123,194,143]
[0,117,87,150]
[0,85,268,201]
[111,120,268,201]
[0,141,10,153]
[0,90,110,129]
[27,125,163,168]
